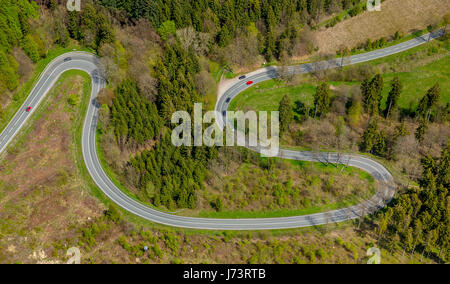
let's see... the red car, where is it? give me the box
[246,81,254,85]
[26,106,31,112]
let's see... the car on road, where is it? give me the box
[246,81,254,85]
[64,57,72,62]
[225,97,231,103]
[26,106,31,112]
[239,75,246,80]
[222,111,226,117]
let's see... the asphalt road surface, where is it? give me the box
[0,30,444,230]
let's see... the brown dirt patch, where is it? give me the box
[314,0,450,54]
[0,75,103,263]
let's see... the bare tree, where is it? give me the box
[194,71,215,96]
[97,88,115,107]
[12,48,33,80]
[223,32,261,69]
[98,56,121,86]
[176,27,211,56]
[137,73,157,102]
[310,53,335,80]
[277,51,295,82]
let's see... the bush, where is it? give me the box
[153,244,163,258]
[67,94,80,106]
[213,197,223,212]
[104,204,122,224]
[164,232,180,253]
[118,236,131,251]
[157,21,176,40]
[326,15,342,28]
[348,5,362,17]
[315,248,326,259]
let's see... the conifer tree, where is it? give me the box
[417,83,441,121]
[279,94,294,134]
[385,76,402,118]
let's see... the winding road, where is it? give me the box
[0,30,444,230]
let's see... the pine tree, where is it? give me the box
[361,121,378,153]
[313,82,330,118]
[360,120,387,156]
[362,74,383,116]
[417,83,441,121]
[415,118,428,143]
[265,28,276,61]
[385,76,402,118]
[279,94,294,134]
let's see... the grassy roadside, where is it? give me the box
[0,69,196,234]
[2,70,89,158]
[280,144,417,189]
[197,198,367,219]
[0,45,92,134]
[230,40,449,112]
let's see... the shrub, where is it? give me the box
[67,94,80,106]
[157,21,176,40]
[315,248,326,259]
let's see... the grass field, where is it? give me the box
[230,42,449,112]
[379,52,450,108]
[229,80,316,112]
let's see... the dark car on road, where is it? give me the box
[225,97,231,103]
[64,57,72,62]
[239,75,246,80]
[222,111,226,117]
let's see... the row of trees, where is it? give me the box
[99,0,364,30]
[110,80,163,148]
[276,74,444,162]
[98,0,365,61]
[0,0,42,95]
[361,74,442,121]
[359,75,443,159]
[155,43,201,122]
[278,82,331,134]
[128,135,218,210]
[378,144,449,262]
[106,37,214,209]
[65,3,115,51]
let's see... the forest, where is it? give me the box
[98,0,366,61]
[275,70,449,259]
[0,0,41,98]
[0,0,447,262]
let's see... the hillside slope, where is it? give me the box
[315,0,449,54]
